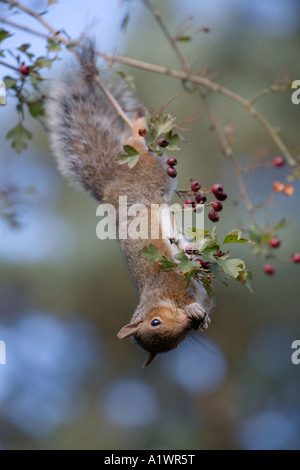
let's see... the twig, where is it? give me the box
[249,84,288,104]
[92,74,133,129]
[143,0,190,75]
[0,59,20,72]
[155,92,182,116]
[0,58,45,79]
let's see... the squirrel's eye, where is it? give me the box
[150,319,161,327]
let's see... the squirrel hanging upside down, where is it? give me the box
[46,47,214,367]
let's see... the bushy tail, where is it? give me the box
[46,48,135,201]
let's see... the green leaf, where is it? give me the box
[139,244,162,264]
[30,75,43,87]
[184,227,207,242]
[184,271,194,288]
[273,219,287,231]
[115,70,136,90]
[201,277,215,298]
[66,41,78,50]
[3,76,18,90]
[165,131,180,151]
[123,145,139,156]
[27,99,44,117]
[176,252,200,273]
[6,122,32,153]
[47,39,62,52]
[176,36,191,42]
[0,30,12,44]
[236,270,254,293]
[211,226,218,245]
[223,229,251,244]
[159,255,177,272]
[121,12,130,31]
[18,43,34,60]
[151,113,176,140]
[210,262,229,286]
[219,258,245,279]
[118,145,140,168]
[200,245,220,261]
[118,154,139,168]
[33,57,53,69]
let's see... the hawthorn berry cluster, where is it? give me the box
[263,236,300,275]
[271,155,294,196]
[175,179,228,224]
[260,155,298,275]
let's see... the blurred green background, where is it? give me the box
[0,0,300,450]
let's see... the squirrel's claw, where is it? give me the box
[198,314,211,332]
[186,302,205,320]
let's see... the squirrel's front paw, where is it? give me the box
[186,302,211,332]
[186,302,205,321]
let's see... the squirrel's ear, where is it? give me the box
[117,319,143,339]
[143,352,157,367]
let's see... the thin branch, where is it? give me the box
[0,0,297,167]
[249,84,289,104]
[0,59,20,72]
[143,0,190,74]
[92,73,133,129]
[0,58,45,79]
[0,16,50,39]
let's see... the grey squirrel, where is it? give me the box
[46,48,214,367]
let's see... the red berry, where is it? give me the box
[166,157,177,167]
[184,198,195,209]
[166,166,177,178]
[215,191,227,201]
[269,237,281,248]
[196,258,210,269]
[19,63,30,75]
[203,261,211,269]
[158,138,169,148]
[272,181,284,192]
[283,184,294,196]
[185,244,196,255]
[195,193,207,204]
[211,184,224,196]
[191,181,201,192]
[216,251,225,257]
[263,264,275,275]
[208,210,219,222]
[212,201,223,212]
[273,156,285,167]
[196,259,211,269]
[292,253,300,263]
